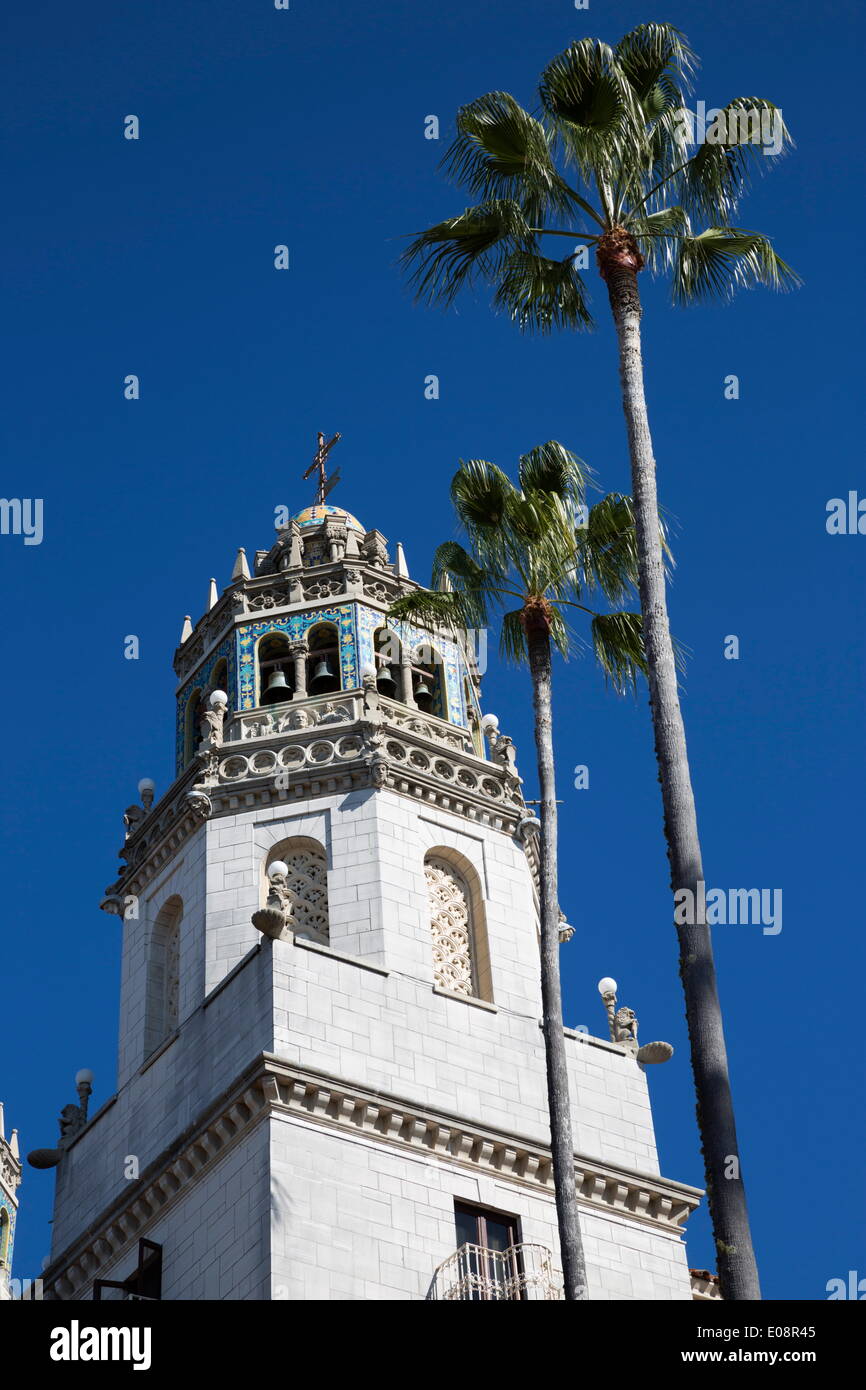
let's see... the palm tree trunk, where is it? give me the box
[604,265,760,1300]
[526,623,588,1301]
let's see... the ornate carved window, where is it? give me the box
[425,856,475,996]
[144,896,183,1058]
[268,842,330,944]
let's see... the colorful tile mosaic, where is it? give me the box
[172,601,471,775]
[237,606,358,710]
[356,604,467,728]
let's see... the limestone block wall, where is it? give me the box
[268,1115,692,1301]
[84,1124,270,1301]
[50,944,272,1259]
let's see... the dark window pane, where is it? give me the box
[455,1204,478,1249]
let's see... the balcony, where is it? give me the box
[427,1243,563,1301]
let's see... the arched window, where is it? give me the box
[183,689,202,765]
[424,852,491,1000]
[0,1207,10,1268]
[412,642,447,719]
[144,896,183,1058]
[264,839,329,944]
[373,626,401,699]
[307,623,341,695]
[258,633,294,707]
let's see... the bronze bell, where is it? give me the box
[376,665,397,697]
[310,657,337,693]
[264,668,291,703]
[414,678,433,708]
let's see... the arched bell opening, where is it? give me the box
[373,626,401,699]
[183,689,203,765]
[411,642,447,718]
[259,634,294,706]
[307,623,341,695]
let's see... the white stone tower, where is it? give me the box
[34,476,703,1301]
[0,1103,22,1300]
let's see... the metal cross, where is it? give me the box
[303,430,342,505]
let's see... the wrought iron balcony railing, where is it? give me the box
[427,1242,563,1301]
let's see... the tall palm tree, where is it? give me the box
[390,440,649,1301]
[399,22,798,1301]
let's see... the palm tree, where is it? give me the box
[399,22,798,1302]
[390,441,649,1301]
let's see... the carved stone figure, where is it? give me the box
[317,703,345,725]
[185,790,212,821]
[613,1006,639,1046]
[199,694,227,750]
[251,850,330,942]
[58,1104,83,1146]
[122,804,145,839]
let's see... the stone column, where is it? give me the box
[291,640,308,698]
[400,654,416,708]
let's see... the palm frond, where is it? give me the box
[575,492,640,601]
[400,199,534,307]
[388,586,482,634]
[500,608,528,664]
[517,440,592,505]
[673,226,801,303]
[591,611,647,693]
[614,22,695,101]
[492,249,595,332]
[539,38,641,188]
[678,99,794,221]
[443,92,574,220]
[626,205,690,273]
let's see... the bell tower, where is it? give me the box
[32,442,704,1302]
[0,1103,22,1301]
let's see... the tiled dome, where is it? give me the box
[293,504,365,533]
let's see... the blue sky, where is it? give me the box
[2,0,863,1296]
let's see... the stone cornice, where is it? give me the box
[42,1054,702,1299]
[107,704,527,900]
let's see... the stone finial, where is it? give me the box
[0,1102,4,1140]
[437,569,453,592]
[9,1130,18,1161]
[344,527,360,559]
[232,547,251,581]
[395,542,410,578]
[180,615,193,643]
[208,578,218,610]
[288,523,303,570]
[361,529,389,567]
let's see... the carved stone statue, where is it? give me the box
[199,692,227,750]
[122,804,145,839]
[58,1104,84,1146]
[251,868,292,939]
[613,1006,639,1046]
